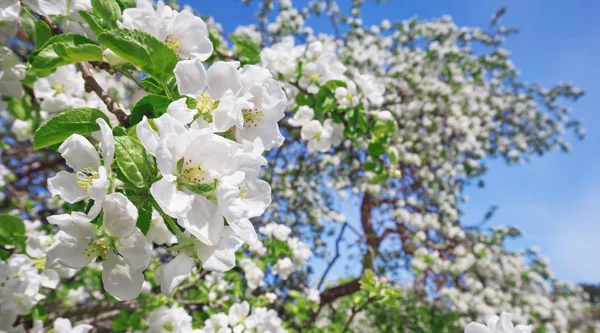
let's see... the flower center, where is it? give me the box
[242,108,264,128]
[309,72,320,83]
[52,83,65,94]
[76,167,99,192]
[196,93,216,113]
[82,238,111,261]
[165,33,183,55]
[181,160,207,186]
[314,131,322,140]
[163,322,174,332]
[238,186,248,199]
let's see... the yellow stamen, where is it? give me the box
[165,33,183,55]
[76,167,99,192]
[52,83,65,94]
[196,93,215,113]
[182,160,207,185]
[242,108,264,128]
[82,239,110,261]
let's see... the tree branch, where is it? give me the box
[78,62,130,127]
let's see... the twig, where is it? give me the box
[39,16,130,127]
[317,222,348,289]
[78,62,130,127]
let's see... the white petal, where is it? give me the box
[166,98,196,125]
[206,61,242,100]
[464,323,492,333]
[45,231,93,269]
[137,116,159,155]
[0,0,20,21]
[96,118,114,168]
[196,227,243,272]
[103,192,138,239]
[170,10,213,61]
[58,134,100,172]
[116,228,151,271]
[24,0,67,15]
[211,90,248,132]
[47,212,96,238]
[102,252,144,301]
[53,318,73,332]
[156,253,195,295]
[47,171,88,203]
[227,218,259,247]
[174,58,207,97]
[155,134,176,177]
[178,195,223,246]
[88,166,109,202]
[150,177,194,218]
[40,269,60,289]
[154,113,188,138]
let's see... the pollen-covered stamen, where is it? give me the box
[181,159,207,185]
[196,92,215,113]
[238,186,248,199]
[52,83,64,94]
[309,72,320,83]
[165,33,183,55]
[242,108,264,128]
[82,238,111,261]
[76,167,99,192]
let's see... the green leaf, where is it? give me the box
[0,214,26,248]
[33,107,110,150]
[34,20,52,49]
[183,181,215,196]
[114,0,136,10]
[78,11,107,36]
[29,34,103,73]
[295,92,313,107]
[140,77,165,95]
[113,135,154,188]
[92,0,121,29]
[136,201,153,235]
[98,29,178,84]
[130,94,172,125]
[230,35,261,65]
[5,96,29,120]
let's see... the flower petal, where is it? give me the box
[156,253,195,295]
[196,227,243,272]
[206,61,242,100]
[174,58,207,97]
[137,116,159,156]
[45,231,93,269]
[96,118,114,168]
[116,228,152,271]
[103,192,138,239]
[102,252,144,301]
[167,97,196,125]
[58,134,100,172]
[47,212,96,239]
[47,171,88,203]
[178,195,223,246]
[150,177,194,218]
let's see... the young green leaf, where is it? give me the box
[92,0,122,29]
[98,29,178,84]
[33,108,110,150]
[230,35,261,65]
[130,94,172,125]
[33,20,52,49]
[113,135,155,188]
[78,11,107,35]
[0,214,26,248]
[29,34,103,73]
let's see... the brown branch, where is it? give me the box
[78,62,130,127]
[38,16,130,127]
[360,192,379,270]
[319,278,361,306]
[317,222,348,289]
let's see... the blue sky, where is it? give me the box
[184,0,600,284]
